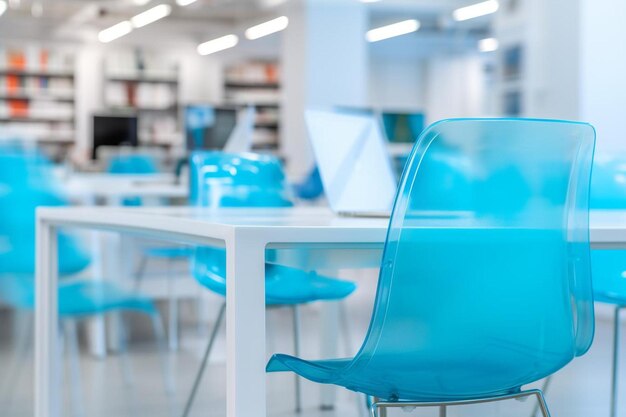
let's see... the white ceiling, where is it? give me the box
[0,0,492,50]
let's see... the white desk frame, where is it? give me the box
[34,207,388,417]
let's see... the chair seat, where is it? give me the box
[194,253,356,305]
[0,275,155,317]
[144,246,193,259]
[267,350,559,402]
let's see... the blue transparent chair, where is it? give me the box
[293,166,324,201]
[181,151,356,417]
[267,118,596,417]
[0,148,172,415]
[583,155,626,417]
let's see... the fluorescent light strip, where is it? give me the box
[478,37,498,52]
[366,19,419,43]
[0,0,7,16]
[131,4,171,28]
[245,16,288,40]
[453,0,499,21]
[176,0,198,6]
[98,21,133,43]
[197,34,239,56]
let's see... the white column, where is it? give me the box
[281,0,369,178]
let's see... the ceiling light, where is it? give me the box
[0,0,7,16]
[197,34,239,56]
[98,21,133,43]
[176,0,198,6]
[245,16,288,40]
[366,19,419,42]
[478,37,498,52]
[132,0,151,5]
[131,4,171,28]
[453,0,499,21]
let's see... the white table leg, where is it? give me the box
[225,237,266,417]
[35,219,59,417]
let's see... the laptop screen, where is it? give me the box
[305,108,398,213]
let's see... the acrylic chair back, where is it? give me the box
[349,118,596,401]
[588,155,626,303]
[189,151,292,208]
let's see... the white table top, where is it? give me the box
[35,206,626,249]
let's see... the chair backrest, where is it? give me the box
[0,148,90,275]
[106,153,159,174]
[189,151,292,207]
[587,155,626,302]
[349,118,595,399]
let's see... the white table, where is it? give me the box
[35,206,389,417]
[34,207,626,417]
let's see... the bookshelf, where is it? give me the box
[224,61,281,152]
[0,47,75,146]
[103,50,180,147]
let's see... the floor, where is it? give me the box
[0,269,623,417]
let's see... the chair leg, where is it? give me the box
[64,319,85,417]
[181,301,226,417]
[339,301,354,356]
[150,311,175,394]
[1,311,33,411]
[292,305,303,413]
[612,306,623,417]
[534,390,552,417]
[439,405,447,417]
[528,376,552,417]
[117,314,134,387]
[134,254,149,291]
[167,259,179,352]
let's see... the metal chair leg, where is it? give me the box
[1,311,33,411]
[534,390,552,417]
[166,259,179,352]
[150,311,175,394]
[181,301,226,417]
[530,376,552,417]
[133,254,149,291]
[439,405,447,417]
[292,305,303,413]
[612,306,623,417]
[117,314,134,387]
[64,319,85,417]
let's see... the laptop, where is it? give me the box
[305,108,398,217]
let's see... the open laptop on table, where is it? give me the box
[305,108,399,217]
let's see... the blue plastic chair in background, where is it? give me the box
[293,166,324,201]
[0,148,172,416]
[181,151,357,417]
[569,155,626,417]
[267,118,596,417]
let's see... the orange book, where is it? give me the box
[8,99,28,117]
[7,50,26,70]
[6,75,20,93]
[40,49,48,71]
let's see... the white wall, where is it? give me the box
[580,0,626,154]
[368,56,425,111]
[423,53,486,124]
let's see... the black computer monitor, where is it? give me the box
[184,105,238,151]
[381,111,425,143]
[92,115,138,160]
